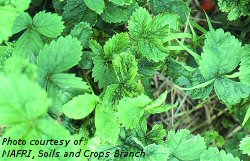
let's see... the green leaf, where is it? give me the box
[13,29,44,58]
[138,58,161,77]
[0,0,31,43]
[4,56,37,80]
[62,0,97,31]
[63,94,100,119]
[151,0,190,24]
[78,51,95,69]
[0,6,18,43]
[3,0,31,11]
[110,0,133,5]
[240,137,250,155]
[199,29,243,80]
[200,147,240,161]
[167,59,214,100]
[128,7,180,62]
[0,74,50,126]
[140,144,170,161]
[0,45,13,71]
[147,103,178,114]
[95,105,120,144]
[46,73,90,113]
[33,11,64,38]
[89,39,103,55]
[38,36,82,77]
[12,12,32,34]
[243,105,250,126]
[145,90,178,114]
[84,0,105,14]
[70,22,93,49]
[1,119,74,161]
[214,77,250,105]
[117,95,151,129]
[101,2,138,23]
[145,90,168,110]
[166,129,206,160]
[37,36,87,113]
[240,45,250,85]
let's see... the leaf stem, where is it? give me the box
[225,72,241,78]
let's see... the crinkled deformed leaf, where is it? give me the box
[84,0,105,14]
[146,124,166,144]
[165,129,206,160]
[33,11,64,38]
[62,0,97,31]
[240,45,250,85]
[103,33,130,56]
[91,33,130,88]
[12,12,32,34]
[200,147,240,161]
[101,2,138,23]
[63,94,100,119]
[199,29,243,80]
[0,74,50,126]
[113,52,137,83]
[111,52,144,98]
[240,136,250,155]
[218,0,250,21]
[92,54,118,88]
[101,84,122,108]
[70,22,93,49]
[214,77,250,105]
[151,0,190,24]
[95,105,120,144]
[117,95,151,129]
[13,29,44,58]
[128,7,180,62]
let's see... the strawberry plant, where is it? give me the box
[0,0,250,160]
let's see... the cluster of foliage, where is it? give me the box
[1,0,250,160]
[218,0,250,20]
